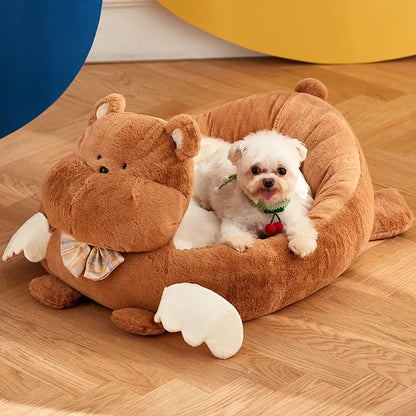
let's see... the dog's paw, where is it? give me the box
[225,235,255,253]
[288,237,317,258]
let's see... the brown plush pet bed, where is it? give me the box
[3,78,413,357]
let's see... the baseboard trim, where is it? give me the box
[87,0,262,62]
[103,0,150,9]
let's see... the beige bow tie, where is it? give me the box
[60,232,124,281]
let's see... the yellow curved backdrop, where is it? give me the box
[157,0,416,64]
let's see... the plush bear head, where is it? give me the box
[42,94,201,252]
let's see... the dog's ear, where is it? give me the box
[165,115,201,161]
[88,94,126,125]
[228,140,247,165]
[291,139,308,162]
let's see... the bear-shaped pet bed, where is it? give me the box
[3,79,413,359]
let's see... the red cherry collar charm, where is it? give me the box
[274,222,283,232]
[265,221,283,235]
[265,223,276,235]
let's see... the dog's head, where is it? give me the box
[228,130,307,205]
[42,94,201,252]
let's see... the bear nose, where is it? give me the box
[99,166,109,174]
[262,178,275,188]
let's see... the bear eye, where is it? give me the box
[97,154,102,160]
[251,166,261,175]
[122,163,127,169]
[278,167,287,176]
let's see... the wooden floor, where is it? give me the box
[1,57,415,415]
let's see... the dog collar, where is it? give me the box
[245,195,291,214]
[218,174,237,190]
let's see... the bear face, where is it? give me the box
[42,94,201,252]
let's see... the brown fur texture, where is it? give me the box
[111,308,165,335]
[28,79,412,332]
[29,275,83,309]
[42,100,199,252]
[370,188,414,240]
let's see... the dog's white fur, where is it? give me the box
[193,130,318,256]
[174,198,220,249]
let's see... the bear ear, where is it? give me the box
[294,78,328,101]
[88,93,126,125]
[165,115,201,161]
[291,139,308,163]
[228,140,247,165]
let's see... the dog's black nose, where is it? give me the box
[99,166,109,174]
[262,178,275,188]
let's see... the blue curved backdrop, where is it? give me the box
[0,0,102,139]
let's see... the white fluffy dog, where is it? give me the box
[193,130,318,256]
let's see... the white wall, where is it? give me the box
[86,0,262,62]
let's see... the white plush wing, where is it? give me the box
[154,283,243,359]
[2,213,52,262]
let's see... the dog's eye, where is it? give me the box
[251,166,261,175]
[97,154,102,160]
[278,167,287,176]
[122,163,127,169]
